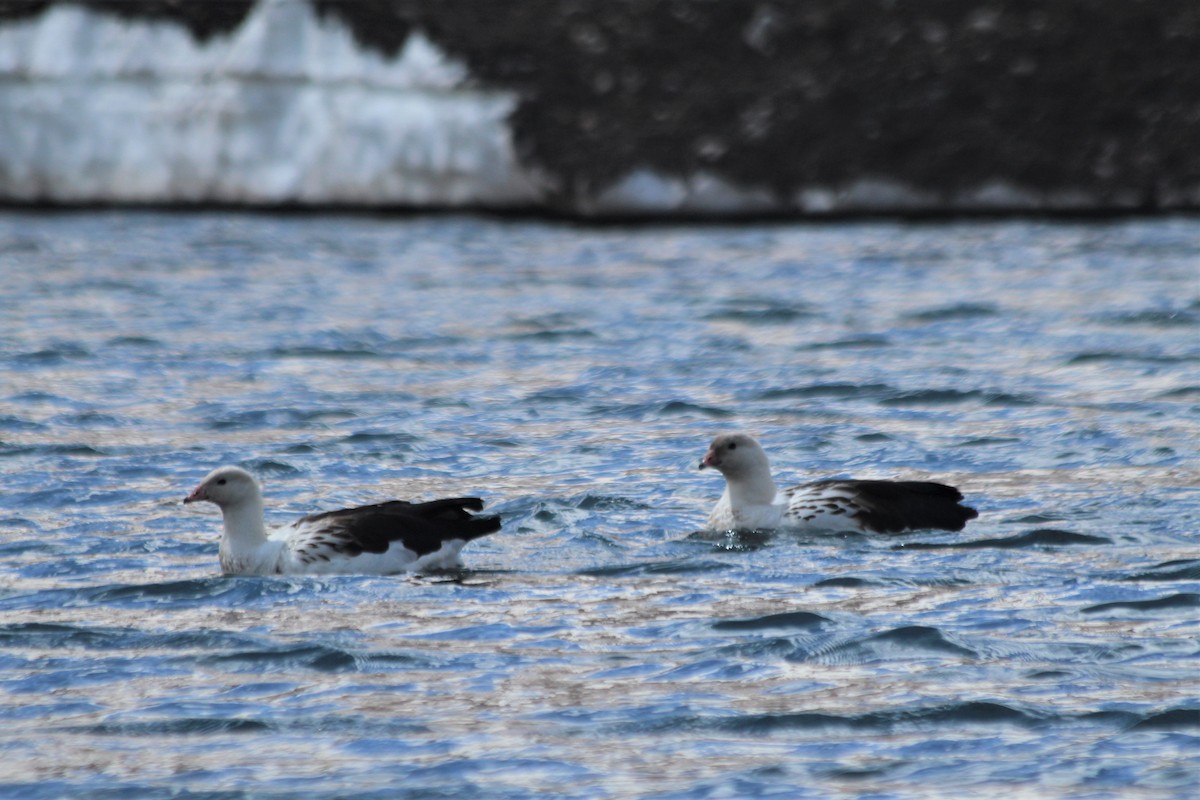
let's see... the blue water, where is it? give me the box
[0,212,1197,799]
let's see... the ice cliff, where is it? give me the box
[1,0,1196,216]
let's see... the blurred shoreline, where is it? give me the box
[1,0,1197,218]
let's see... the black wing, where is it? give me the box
[814,480,978,533]
[294,497,501,558]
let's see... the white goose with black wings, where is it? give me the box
[699,432,977,534]
[184,466,501,575]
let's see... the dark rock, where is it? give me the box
[2,0,1198,216]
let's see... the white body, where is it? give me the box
[705,483,864,532]
[219,515,471,576]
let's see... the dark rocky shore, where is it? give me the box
[1,0,1197,217]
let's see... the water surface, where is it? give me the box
[0,213,1197,798]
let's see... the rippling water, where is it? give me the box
[0,212,1197,799]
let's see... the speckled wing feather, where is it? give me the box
[784,480,977,534]
[284,498,501,565]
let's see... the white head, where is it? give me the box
[699,432,772,478]
[183,466,262,510]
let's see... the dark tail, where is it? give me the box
[409,497,502,542]
[405,496,485,518]
[346,497,499,538]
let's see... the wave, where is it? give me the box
[588,401,733,420]
[86,718,271,736]
[577,559,735,577]
[631,700,1067,736]
[0,621,435,677]
[1121,559,1200,582]
[1130,707,1200,730]
[880,388,1038,407]
[11,344,91,365]
[1095,309,1199,328]
[704,301,816,324]
[201,643,429,673]
[755,383,1038,407]
[756,382,893,401]
[73,712,432,740]
[269,345,383,359]
[569,494,654,512]
[812,576,877,588]
[85,578,262,606]
[505,327,597,342]
[955,436,1021,447]
[1068,351,1196,365]
[630,700,1199,738]
[812,625,977,664]
[0,621,265,653]
[0,577,343,612]
[712,611,832,631]
[0,442,105,457]
[1156,385,1200,399]
[798,336,891,350]
[200,407,362,431]
[1081,593,1200,615]
[105,335,163,348]
[334,431,420,448]
[903,303,1000,322]
[899,529,1111,550]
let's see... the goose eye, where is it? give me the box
[728,442,737,450]
[217,478,227,486]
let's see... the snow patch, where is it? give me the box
[589,169,778,214]
[954,181,1042,210]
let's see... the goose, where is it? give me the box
[184,466,501,575]
[700,432,977,533]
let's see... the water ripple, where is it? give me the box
[0,213,1196,799]
[898,528,1112,550]
[1081,593,1200,615]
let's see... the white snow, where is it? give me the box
[0,0,539,205]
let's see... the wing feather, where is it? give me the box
[287,497,501,561]
[786,480,977,533]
